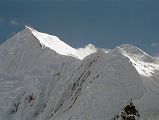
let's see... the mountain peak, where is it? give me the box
[24,26,78,57]
[116,44,159,77]
[119,44,155,63]
[1,27,159,120]
[25,25,35,31]
[120,44,148,55]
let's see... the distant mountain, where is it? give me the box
[0,27,159,120]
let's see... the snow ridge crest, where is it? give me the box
[25,25,78,57]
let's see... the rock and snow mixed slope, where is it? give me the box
[0,27,159,120]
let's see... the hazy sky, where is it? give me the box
[0,0,159,57]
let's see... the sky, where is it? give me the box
[0,0,159,57]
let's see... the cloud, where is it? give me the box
[151,43,159,47]
[10,20,19,26]
[77,44,97,59]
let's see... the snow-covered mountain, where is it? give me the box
[0,27,159,120]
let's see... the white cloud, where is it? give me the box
[10,20,19,26]
[151,43,159,47]
[77,44,97,59]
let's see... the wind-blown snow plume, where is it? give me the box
[77,44,97,59]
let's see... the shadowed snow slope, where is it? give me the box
[0,27,159,120]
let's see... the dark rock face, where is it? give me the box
[113,101,140,120]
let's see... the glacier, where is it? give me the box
[0,26,159,120]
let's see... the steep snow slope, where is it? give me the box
[1,49,145,120]
[0,27,81,120]
[116,44,159,120]
[0,59,79,120]
[26,26,78,57]
[51,49,145,120]
[0,27,80,74]
[0,27,159,120]
[119,44,159,77]
[118,44,159,77]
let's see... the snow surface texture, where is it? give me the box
[0,27,159,120]
[26,26,97,60]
